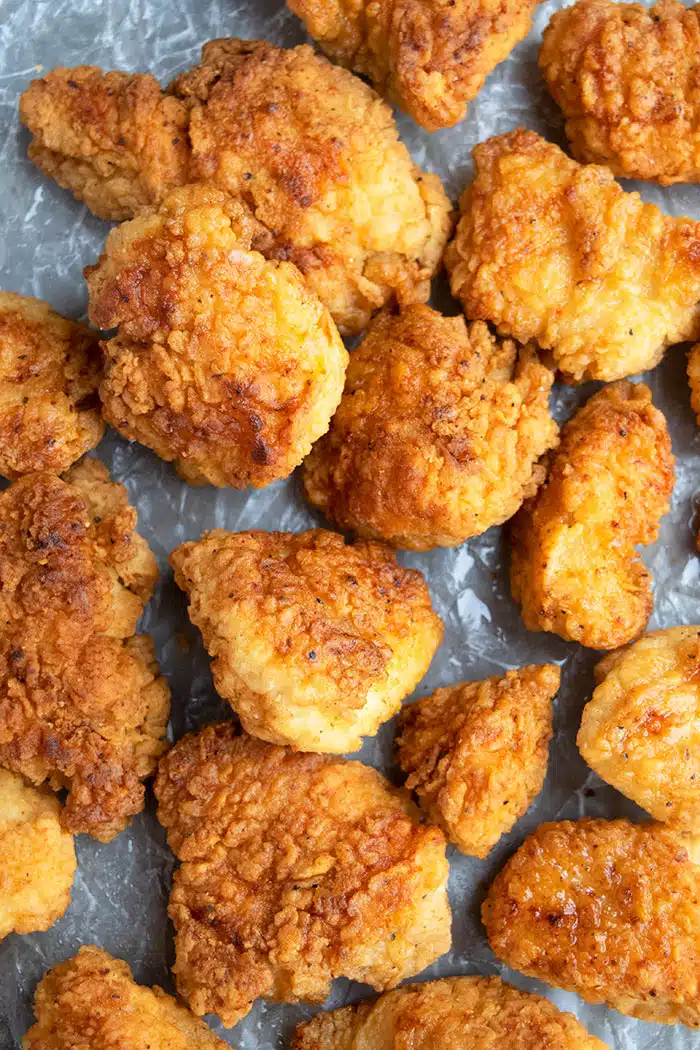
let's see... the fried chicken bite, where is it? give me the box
[86,184,348,489]
[445,129,700,383]
[483,818,700,1026]
[0,292,104,480]
[510,381,674,650]
[23,946,229,1050]
[170,528,443,752]
[287,0,539,132]
[303,305,558,550]
[0,459,169,842]
[397,664,559,857]
[688,343,700,423]
[540,0,700,185]
[154,722,451,1027]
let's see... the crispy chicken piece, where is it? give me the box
[510,382,674,650]
[303,305,558,550]
[540,0,700,185]
[292,974,609,1050]
[170,528,443,752]
[287,0,539,131]
[688,343,700,423]
[154,722,451,1027]
[483,818,700,1026]
[0,292,104,480]
[0,769,75,940]
[578,628,700,832]
[0,459,169,841]
[396,664,559,857]
[23,946,229,1050]
[445,128,700,383]
[86,185,348,489]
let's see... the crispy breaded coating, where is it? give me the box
[0,292,103,480]
[170,528,443,752]
[303,305,558,550]
[540,0,700,185]
[86,185,348,489]
[0,770,75,940]
[396,664,559,857]
[292,974,609,1050]
[578,628,700,832]
[510,382,674,650]
[23,946,229,1050]
[445,128,700,383]
[483,818,700,1026]
[0,459,169,842]
[688,343,700,423]
[287,0,538,131]
[19,66,191,221]
[154,722,451,1026]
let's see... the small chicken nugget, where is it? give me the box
[688,343,700,424]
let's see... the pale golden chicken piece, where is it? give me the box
[540,0,700,185]
[445,128,700,383]
[0,769,76,940]
[0,459,170,841]
[396,664,559,857]
[23,946,229,1050]
[303,305,558,550]
[510,381,674,650]
[170,528,443,752]
[483,819,700,1027]
[86,184,348,489]
[287,0,539,131]
[155,722,451,1027]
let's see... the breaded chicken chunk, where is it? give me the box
[510,382,674,650]
[397,664,560,857]
[540,0,700,185]
[483,819,700,1026]
[445,129,700,383]
[287,0,539,131]
[23,946,229,1050]
[303,305,558,550]
[0,770,76,940]
[0,460,170,841]
[688,343,700,424]
[0,292,104,480]
[155,722,451,1026]
[579,628,700,832]
[86,185,348,489]
[170,528,443,752]
[292,974,609,1050]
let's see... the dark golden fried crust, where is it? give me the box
[540,0,700,185]
[397,664,559,857]
[154,722,451,1027]
[510,381,674,650]
[303,305,558,550]
[483,819,700,1027]
[0,292,104,480]
[287,0,538,131]
[689,343,700,425]
[0,460,169,841]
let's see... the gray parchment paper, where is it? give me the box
[1,0,700,1047]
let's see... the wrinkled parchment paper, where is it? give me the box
[1,0,700,1046]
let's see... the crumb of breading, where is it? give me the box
[510,381,674,650]
[445,128,700,383]
[154,722,451,1027]
[170,528,443,753]
[397,664,560,857]
[0,459,170,841]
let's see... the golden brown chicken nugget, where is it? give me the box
[303,305,558,550]
[397,664,559,857]
[0,459,169,842]
[445,128,700,383]
[483,819,700,1026]
[170,528,443,753]
[688,343,700,424]
[510,381,674,650]
[154,722,451,1027]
